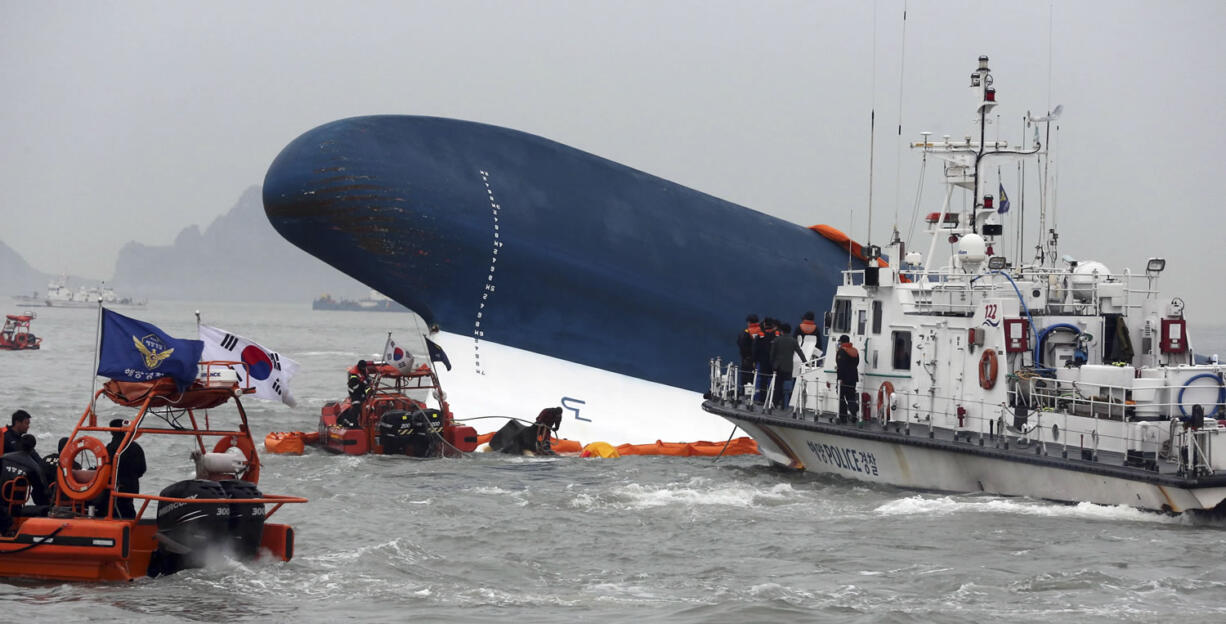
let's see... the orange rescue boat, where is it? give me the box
[0,362,307,582]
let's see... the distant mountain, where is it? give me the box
[0,239,50,298]
[110,186,369,302]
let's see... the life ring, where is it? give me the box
[58,436,112,501]
[876,381,895,421]
[1177,373,1226,418]
[14,333,27,347]
[214,435,261,484]
[979,349,999,390]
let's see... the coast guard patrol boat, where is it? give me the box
[704,56,1226,514]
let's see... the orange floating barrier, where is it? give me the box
[264,431,319,455]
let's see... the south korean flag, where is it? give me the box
[199,324,300,407]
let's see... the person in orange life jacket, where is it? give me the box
[106,418,146,519]
[753,318,781,403]
[339,360,371,428]
[2,410,32,455]
[1,434,51,516]
[794,311,822,365]
[836,335,860,423]
[737,314,763,388]
[770,323,806,408]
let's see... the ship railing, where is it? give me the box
[709,360,805,415]
[788,376,1226,471]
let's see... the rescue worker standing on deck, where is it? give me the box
[754,318,780,403]
[106,419,146,519]
[770,323,806,408]
[340,360,371,428]
[737,315,762,390]
[2,410,32,455]
[836,335,860,423]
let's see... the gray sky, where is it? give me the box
[3,1,1224,313]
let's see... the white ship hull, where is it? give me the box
[707,403,1226,514]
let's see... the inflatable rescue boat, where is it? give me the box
[316,361,478,456]
[0,363,307,581]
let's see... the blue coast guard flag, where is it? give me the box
[426,337,451,371]
[97,309,203,389]
[199,324,300,407]
[998,183,1010,214]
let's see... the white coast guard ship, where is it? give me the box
[704,56,1226,514]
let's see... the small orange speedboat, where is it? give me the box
[0,362,307,582]
[315,361,478,457]
[0,313,41,350]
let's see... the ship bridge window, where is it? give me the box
[872,301,883,334]
[857,309,867,335]
[892,331,912,370]
[833,299,851,333]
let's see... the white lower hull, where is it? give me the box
[424,332,736,445]
[717,407,1226,513]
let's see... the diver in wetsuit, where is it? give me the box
[1,434,51,526]
[106,419,146,519]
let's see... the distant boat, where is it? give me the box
[313,291,409,312]
[12,276,145,308]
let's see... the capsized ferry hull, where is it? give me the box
[263,115,855,393]
[705,402,1226,514]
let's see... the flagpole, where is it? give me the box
[89,298,103,422]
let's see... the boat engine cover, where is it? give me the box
[218,479,266,558]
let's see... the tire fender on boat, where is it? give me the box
[58,436,112,501]
[213,435,261,485]
[979,349,999,390]
[877,381,895,421]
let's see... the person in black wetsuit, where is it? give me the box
[737,314,762,388]
[106,419,146,519]
[2,410,31,455]
[1,434,51,528]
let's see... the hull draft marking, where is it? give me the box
[475,169,503,376]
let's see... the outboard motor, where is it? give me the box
[149,479,229,576]
[379,408,442,456]
[218,479,266,558]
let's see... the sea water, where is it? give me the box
[2,301,1225,623]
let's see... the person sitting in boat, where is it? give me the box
[835,335,860,423]
[106,419,146,519]
[40,436,75,487]
[338,360,372,428]
[770,323,806,408]
[1,410,32,455]
[1,434,51,519]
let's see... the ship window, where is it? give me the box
[892,331,912,370]
[857,309,867,335]
[833,299,851,333]
[872,301,883,334]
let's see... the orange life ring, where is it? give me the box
[876,381,895,421]
[58,436,112,501]
[979,349,999,390]
[214,435,261,484]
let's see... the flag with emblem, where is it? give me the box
[97,308,203,390]
[998,182,1010,214]
[426,336,451,371]
[382,334,416,373]
[198,324,299,407]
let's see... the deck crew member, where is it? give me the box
[836,335,860,423]
[339,360,371,428]
[1,434,51,517]
[106,419,147,519]
[753,318,780,403]
[770,323,806,408]
[794,311,822,365]
[737,315,762,389]
[2,410,32,455]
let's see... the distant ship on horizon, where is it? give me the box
[312,290,409,313]
[12,276,145,309]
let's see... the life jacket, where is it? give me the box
[839,342,859,359]
[745,323,763,338]
[798,320,818,335]
[0,426,6,457]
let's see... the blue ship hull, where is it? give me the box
[263,116,857,391]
